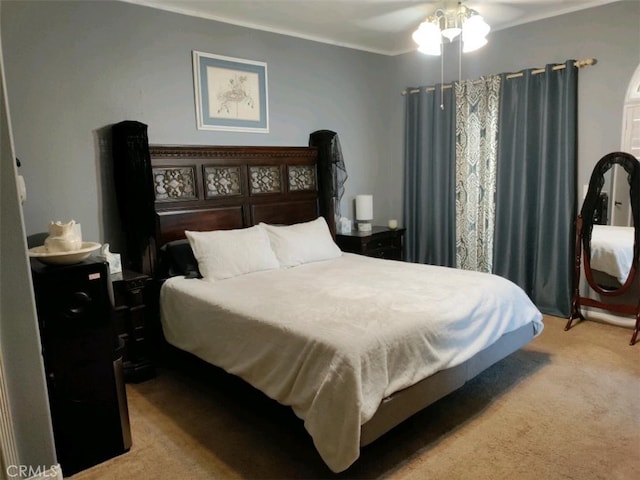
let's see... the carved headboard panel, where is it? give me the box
[146,145,321,272]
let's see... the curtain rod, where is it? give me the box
[401,58,597,96]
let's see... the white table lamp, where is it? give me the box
[355,194,373,232]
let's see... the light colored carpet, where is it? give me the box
[70,316,639,479]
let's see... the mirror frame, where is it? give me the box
[580,152,639,296]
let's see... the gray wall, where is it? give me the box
[3,1,638,249]
[383,0,640,223]
[1,0,392,252]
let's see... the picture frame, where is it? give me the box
[192,51,269,133]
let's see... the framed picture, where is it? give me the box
[192,51,269,133]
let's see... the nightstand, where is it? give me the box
[336,226,406,261]
[112,270,155,383]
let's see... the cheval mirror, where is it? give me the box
[565,152,640,345]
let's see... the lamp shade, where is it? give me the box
[462,14,490,38]
[355,195,373,221]
[412,20,442,56]
[463,36,488,52]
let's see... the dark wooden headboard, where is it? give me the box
[146,145,325,273]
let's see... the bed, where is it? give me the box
[142,145,543,473]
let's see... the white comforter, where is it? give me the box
[160,253,543,472]
[590,225,635,284]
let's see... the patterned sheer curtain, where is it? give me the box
[454,76,501,272]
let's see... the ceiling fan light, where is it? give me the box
[413,19,441,55]
[441,26,462,42]
[462,35,488,53]
[412,20,440,45]
[418,42,442,56]
[462,14,490,38]
[411,4,490,57]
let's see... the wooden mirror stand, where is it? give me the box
[565,152,640,345]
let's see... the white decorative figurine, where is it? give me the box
[44,220,82,253]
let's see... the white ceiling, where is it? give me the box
[123,0,619,55]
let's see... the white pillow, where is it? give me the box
[260,217,342,267]
[185,226,279,281]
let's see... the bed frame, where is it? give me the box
[145,144,536,452]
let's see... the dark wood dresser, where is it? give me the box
[335,226,406,261]
[30,259,131,476]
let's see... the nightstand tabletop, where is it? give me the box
[336,226,405,238]
[335,226,405,261]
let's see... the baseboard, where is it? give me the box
[582,307,635,328]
